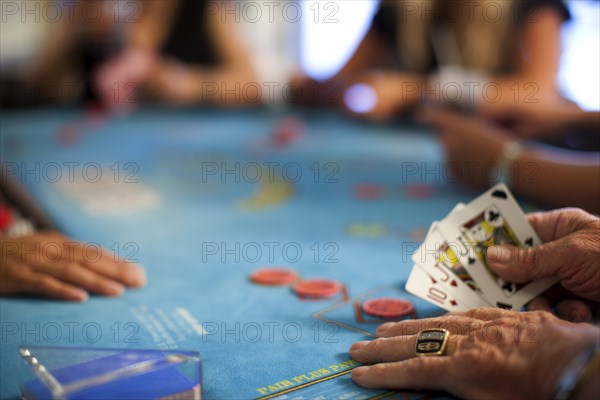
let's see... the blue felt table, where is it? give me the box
[0,107,480,399]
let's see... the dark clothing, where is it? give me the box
[161,0,219,66]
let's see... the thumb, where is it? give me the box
[487,243,565,283]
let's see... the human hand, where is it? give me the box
[94,48,158,112]
[487,208,600,322]
[147,59,258,106]
[0,231,146,301]
[418,107,511,188]
[145,59,206,105]
[349,308,599,399]
[482,102,582,141]
[475,77,567,124]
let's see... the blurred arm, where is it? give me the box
[334,29,391,79]
[559,111,600,132]
[480,6,567,115]
[208,10,254,74]
[146,8,257,105]
[516,7,565,91]
[421,108,600,214]
[513,150,600,214]
[124,0,180,52]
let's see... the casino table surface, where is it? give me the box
[0,107,490,399]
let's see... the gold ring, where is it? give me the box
[415,328,450,356]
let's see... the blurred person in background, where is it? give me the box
[95,0,257,110]
[1,0,259,110]
[335,0,599,213]
[0,0,121,107]
[337,0,573,120]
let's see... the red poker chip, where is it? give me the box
[250,267,298,286]
[272,117,304,147]
[362,297,415,319]
[354,184,384,200]
[405,183,433,199]
[293,279,342,298]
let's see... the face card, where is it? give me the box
[437,184,557,310]
[405,266,469,312]
[409,202,463,272]
[413,224,490,309]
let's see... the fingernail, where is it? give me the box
[75,291,89,302]
[352,366,368,378]
[487,246,510,263]
[350,341,370,353]
[376,322,395,335]
[127,268,146,287]
[107,283,125,296]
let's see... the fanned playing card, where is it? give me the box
[405,266,470,312]
[436,184,557,310]
[406,184,557,312]
[412,223,490,309]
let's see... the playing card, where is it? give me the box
[408,202,487,310]
[437,183,557,310]
[405,265,469,312]
[412,223,490,309]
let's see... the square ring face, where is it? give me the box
[415,328,449,356]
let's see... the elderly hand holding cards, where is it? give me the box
[407,184,559,311]
[488,208,600,322]
[350,185,600,399]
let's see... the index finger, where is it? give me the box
[352,357,453,391]
[376,315,479,338]
[83,256,146,288]
[526,208,596,243]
